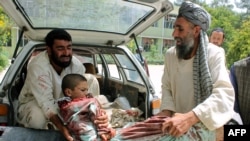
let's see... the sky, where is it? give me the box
[169,0,246,13]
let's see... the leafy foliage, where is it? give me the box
[203,0,250,68]
[126,40,136,53]
[0,6,12,70]
[205,5,241,53]
[227,19,250,67]
[0,6,13,46]
[0,47,9,71]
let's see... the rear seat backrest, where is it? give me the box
[83,63,96,74]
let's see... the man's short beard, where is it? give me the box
[176,37,194,59]
[176,44,193,59]
[51,51,71,68]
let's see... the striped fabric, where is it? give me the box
[193,31,213,105]
[111,122,215,141]
[233,57,250,124]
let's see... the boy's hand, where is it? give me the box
[95,109,109,128]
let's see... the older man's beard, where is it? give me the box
[51,51,72,68]
[175,37,194,59]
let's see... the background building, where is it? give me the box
[136,5,179,55]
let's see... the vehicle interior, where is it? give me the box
[5,44,153,127]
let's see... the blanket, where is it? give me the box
[58,97,114,141]
[111,116,215,141]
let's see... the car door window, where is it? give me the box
[105,54,120,79]
[96,55,103,76]
[97,54,121,80]
[116,54,143,84]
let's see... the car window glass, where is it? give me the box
[96,55,103,76]
[103,54,120,80]
[11,32,29,59]
[116,54,143,84]
[16,0,153,34]
[74,54,94,64]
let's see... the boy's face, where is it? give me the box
[65,81,89,99]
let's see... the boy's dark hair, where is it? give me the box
[210,27,225,39]
[61,74,87,92]
[45,29,72,48]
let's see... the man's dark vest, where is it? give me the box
[234,57,250,124]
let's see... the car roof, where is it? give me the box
[0,0,173,46]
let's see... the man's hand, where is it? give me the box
[161,111,199,137]
[49,114,73,141]
[95,109,109,128]
[60,126,74,141]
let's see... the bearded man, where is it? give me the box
[158,1,236,140]
[17,29,108,141]
[110,2,237,141]
[209,27,225,47]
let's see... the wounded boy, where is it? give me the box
[57,73,115,141]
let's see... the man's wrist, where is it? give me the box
[160,109,174,117]
[49,114,64,130]
[186,111,200,125]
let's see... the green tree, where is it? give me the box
[205,5,241,52]
[126,40,136,53]
[203,5,243,68]
[0,46,9,71]
[227,19,250,67]
[0,6,13,46]
[0,6,12,70]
